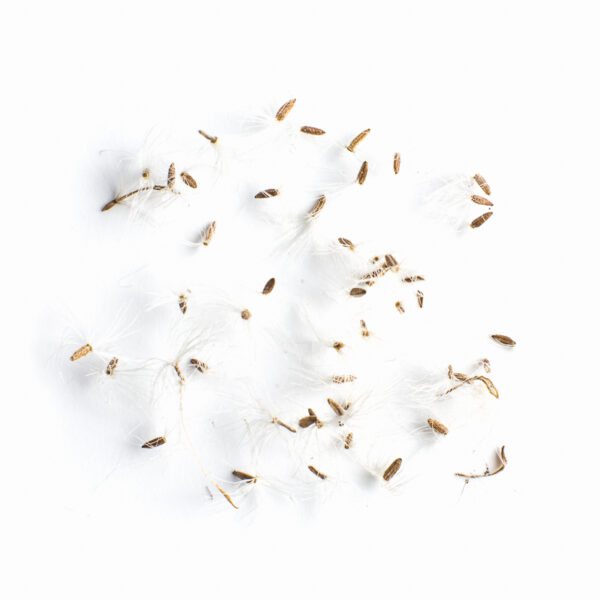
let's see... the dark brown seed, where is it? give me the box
[308,465,327,479]
[275,98,296,121]
[332,341,345,352]
[346,129,370,152]
[299,415,318,428]
[427,418,449,435]
[180,172,198,188]
[203,221,216,246]
[350,287,367,297]
[382,458,403,481]
[403,275,425,283]
[331,375,357,384]
[173,363,185,383]
[232,470,257,482]
[190,358,209,373]
[384,254,399,270]
[470,212,493,229]
[344,432,353,449]
[255,188,280,199]
[309,195,327,218]
[327,398,344,416]
[142,436,167,449]
[455,445,507,478]
[395,301,405,313]
[167,163,176,190]
[471,194,493,206]
[300,126,326,135]
[272,417,296,433]
[262,277,276,295]
[360,319,369,337]
[416,290,424,308]
[473,173,491,195]
[198,130,218,143]
[178,294,188,314]
[481,358,491,373]
[357,161,368,185]
[106,357,119,376]
[70,343,93,361]
[338,237,355,251]
[491,334,516,347]
[393,153,401,174]
[241,309,252,320]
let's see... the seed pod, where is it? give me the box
[327,398,344,416]
[300,126,326,135]
[299,415,318,428]
[255,188,280,199]
[332,341,345,352]
[178,293,188,314]
[272,417,296,433]
[275,98,296,121]
[360,319,369,337]
[395,301,405,313]
[309,195,327,217]
[331,375,357,384]
[338,237,355,251]
[142,436,167,449]
[70,343,93,361]
[471,194,493,206]
[416,290,424,308]
[491,334,516,346]
[357,161,368,185]
[403,275,424,283]
[203,221,216,246]
[167,163,176,190]
[350,287,367,297]
[262,277,276,295]
[190,358,209,373]
[473,173,491,195]
[427,418,449,435]
[241,309,252,320]
[346,128,370,152]
[180,172,198,189]
[393,152,401,174]
[198,130,218,143]
[344,432,353,449]
[232,470,257,482]
[106,357,119,376]
[308,465,327,479]
[382,458,403,481]
[470,212,493,228]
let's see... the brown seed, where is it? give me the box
[309,194,327,218]
[142,168,150,178]
[427,418,449,435]
[101,199,119,212]
[384,254,399,270]
[344,432,353,449]
[481,358,491,373]
[232,470,257,482]
[198,130,218,143]
[272,417,296,433]
[180,172,198,189]
[470,212,493,229]
[471,194,493,206]
[357,161,368,185]
[393,153,401,174]
[299,415,318,428]
[241,309,252,320]
[178,293,188,314]
[70,343,93,361]
[473,173,491,195]
[332,341,345,352]
[106,357,119,376]
[360,319,369,337]
[402,275,425,283]
[167,163,176,190]
[455,445,507,479]
[262,277,276,295]
[350,287,367,297]
[255,188,280,199]
[416,290,424,308]
[190,358,209,373]
[300,126,326,135]
[327,398,344,416]
[142,436,167,449]
[331,375,357,384]
[338,237,355,251]
[275,98,296,121]
[173,363,185,383]
[346,129,370,152]
[308,465,327,479]
[203,221,216,246]
[491,334,516,347]
[382,458,403,481]
[361,267,388,283]
[395,300,405,313]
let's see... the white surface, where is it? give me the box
[2,1,598,598]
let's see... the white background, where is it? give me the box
[2,1,599,598]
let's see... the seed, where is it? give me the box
[361,267,388,283]
[141,436,167,449]
[384,254,399,270]
[178,293,188,314]
[360,319,369,337]
[416,290,424,308]
[327,398,344,416]
[402,275,424,283]
[167,163,176,190]
[473,173,491,195]
[308,465,327,479]
[491,334,516,347]
[346,129,370,152]
[344,432,353,449]
[473,375,499,398]
[470,212,493,228]
[471,194,493,206]
[299,415,318,428]
[393,153,401,174]
[142,168,150,178]
[262,277,276,295]
[332,341,344,352]
[481,358,491,373]
[382,458,403,481]
[106,357,119,376]
[350,287,367,297]
[190,358,209,373]
[275,98,296,121]
[395,301,405,313]
[101,199,119,212]
[180,172,198,188]
[70,343,93,361]
[203,221,216,246]
[241,309,252,320]
[198,130,218,143]
[338,237,355,251]
[427,418,449,435]
[173,363,185,383]
[255,188,280,199]
[309,195,327,217]
[331,375,357,384]
[357,161,368,185]
[272,417,296,433]
[300,126,326,135]
[232,470,257,482]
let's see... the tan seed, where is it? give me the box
[393,153,401,174]
[180,172,197,188]
[344,432,353,449]
[470,212,493,229]
[167,163,176,190]
[473,173,491,195]
[357,161,368,185]
[300,126,326,135]
[232,470,257,482]
[255,188,280,198]
[416,290,424,308]
[275,98,296,121]
[198,130,218,143]
[241,309,252,320]
[142,436,167,449]
[331,375,357,384]
[471,194,493,206]
[203,221,216,246]
[427,418,449,435]
[262,277,276,295]
[350,287,367,297]
[395,301,405,313]
[346,129,370,152]
[309,195,327,218]
[327,398,344,416]
[70,343,93,361]
[106,357,119,376]
[308,465,327,479]
[190,358,209,373]
[491,334,516,346]
[338,237,355,251]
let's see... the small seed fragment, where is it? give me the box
[198,130,218,143]
[346,129,370,152]
[416,290,424,308]
[470,212,493,229]
[332,341,345,352]
[190,358,209,373]
[393,153,401,174]
[331,375,357,384]
[241,309,252,320]
[142,168,150,178]
[262,277,276,295]
[178,293,188,314]
[300,126,326,135]
[344,432,353,449]
[471,194,493,206]
[481,358,491,373]
[70,343,93,361]
[308,465,327,479]
[106,357,119,376]
[350,287,367,297]
[473,173,491,195]
[272,417,296,433]
[357,161,368,185]
[338,237,355,251]
[382,458,403,481]
[491,334,516,347]
[255,188,280,199]
[427,418,449,435]
[275,98,296,121]
[403,275,424,283]
[142,436,167,449]
[327,398,344,416]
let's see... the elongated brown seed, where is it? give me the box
[327,398,344,416]
[167,163,176,190]
[382,458,403,481]
[346,129,370,152]
[308,465,327,479]
[473,173,491,195]
[470,212,493,229]
[344,432,353,449]
[142,436,167,449]
[357,161,368,185]
[70,343,93,361]
[350,287,367,297]
[106,357,118,376]
[198,130,218,143]
[203,221,216,246]
[300,126,326,135]
[309,195,327,217]
[180,172,198,188]
[262,277,276,295]
[395,300,405,313]
[471,194,493,206]
[393,153,401,174]
[428,418,449,435]
[455,446,507,479]
[272,417,296,433]
[331,375,357,384]
[232,470,257,482]
[190,358,209,373]
[491,334,516,347]
[338,237,355,251]
[178,293,188,314]
[241,309,252,320]
[299,415,318,428]
[416,290,424,308]
[255,188,280,199]
[275,98,296,121]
